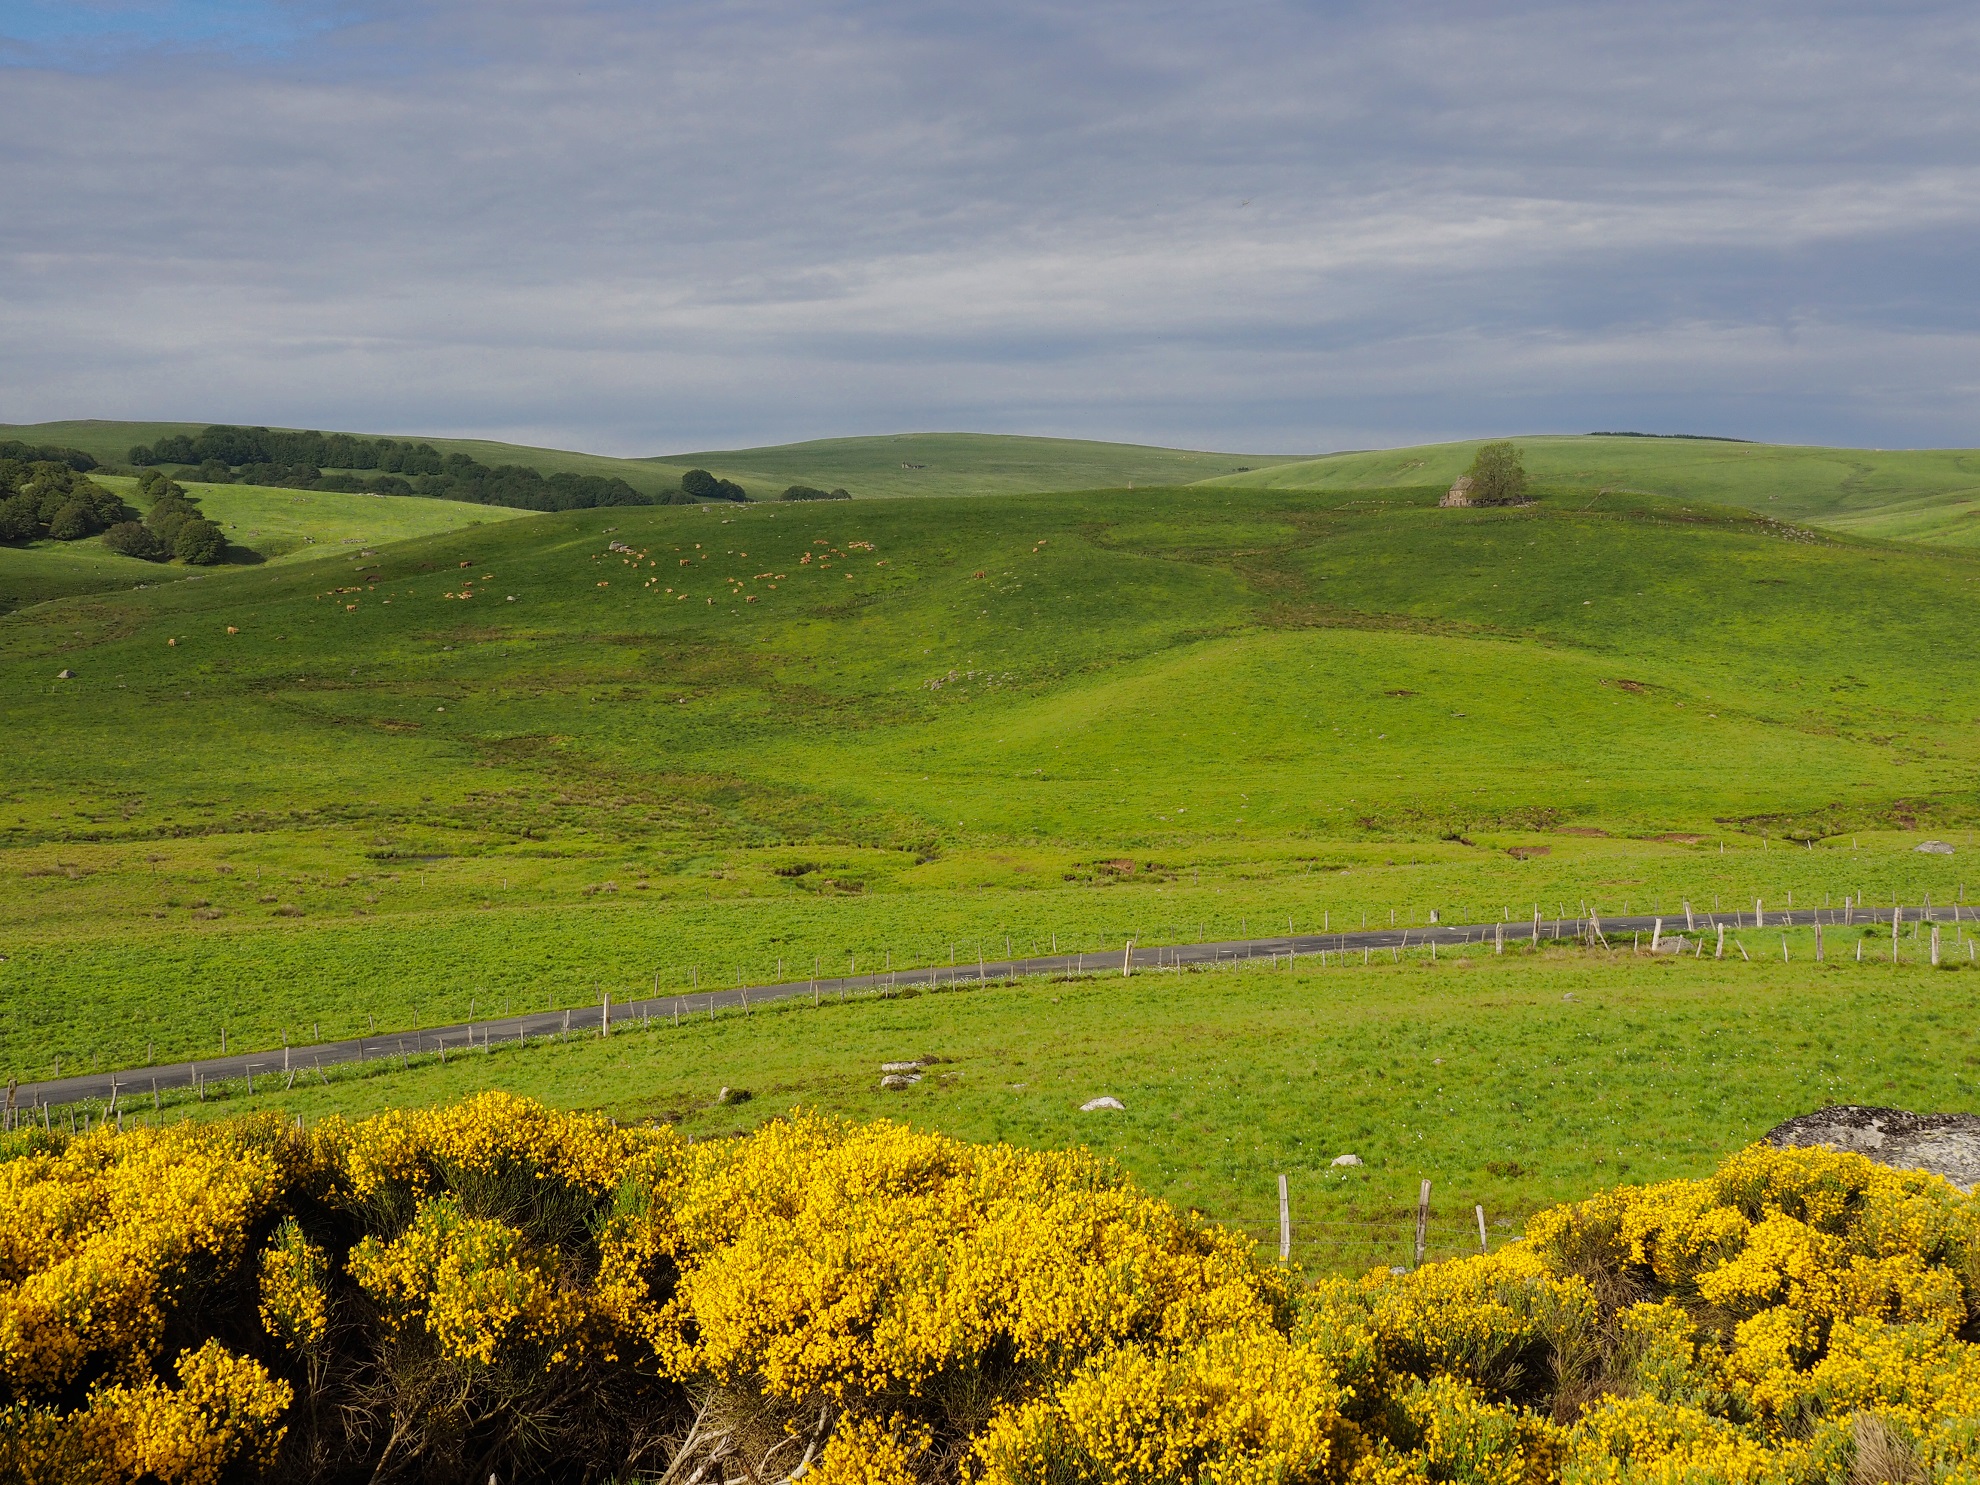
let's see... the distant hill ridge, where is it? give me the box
[6,422,1980,544]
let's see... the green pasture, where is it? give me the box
[5,481,1980,1075]
[1209,434,1980,545]
[3,420,1296,503]
[646,432,1302,499]
[0,536,172,614]
[0,478,534,612]
[113,477,537,563]
[106,942,1980,1272]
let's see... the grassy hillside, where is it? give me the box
[99,944,1980,1272]
[3,420,1298,502]
[5,480,1980,1083]
[1206,434,1980,544]
[0,477,536,613]
[644,432,1302,499]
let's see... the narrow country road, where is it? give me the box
[6,902,1957,1116]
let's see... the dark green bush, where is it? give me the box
[780,485,853,501]
[46,500,101,541]
[0,493,38,544]
[680,468,750,502]
[101,520,168,561]
[173,517,228,565]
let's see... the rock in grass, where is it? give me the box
[1916,840,1956,855]
[1764,1105,1980,1191]
[1080,1096,1125,1112]
[55,669,74,679]
[1331,1153,1363,1167]
[880,1060,924,1073]
[880,1073,921,1091]
[716,1086,750,1106]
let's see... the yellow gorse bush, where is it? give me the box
[4,1093,1980,1484]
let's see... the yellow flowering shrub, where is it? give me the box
[6,1096,1980,1485]
[347,1194,585,1367]
[973,1329,1360,1485]
[258,1218,330,1357]
[646,1112,1285,1399]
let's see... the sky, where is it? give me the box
[3,0,1977,456]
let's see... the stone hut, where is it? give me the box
[1440,476,1475,508]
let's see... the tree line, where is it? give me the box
[0,460,228,563]
[128,426,720,511]
[126,425,863,509]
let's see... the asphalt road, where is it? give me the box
[6,901,1962,1116]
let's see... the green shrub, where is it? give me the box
[680,468,750,502]
[0,493,39,544]
[173,517,228,565]
[101,520,168,561]
[46,500,101,541]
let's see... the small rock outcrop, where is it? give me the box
[715,1086,750,1106]
[1762,1105,1980,1192]
[1916,841,1956,855]
[880,1073,921,1091]
[1331,1154,1364,1168]
[1080,1096,1125,1112]
[55,669,74,679]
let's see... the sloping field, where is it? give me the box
[0,478,536,613]
[646,431,1302,498]
[4,481,1979,1082]
[3,420,1298,501]
[1206,433,1980,543]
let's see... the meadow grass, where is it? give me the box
[3,420,1298,502]
[0,478,533,612]
[6,483,1980,1075]
[118,939,1980,1272]
[1209,434,1980,545]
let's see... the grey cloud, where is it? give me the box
[3,0,1978,452]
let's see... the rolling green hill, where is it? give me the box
[1206,434,1980,545]
[0,477,534,614]
[4,479,1979,1079]
[1,420,1298,502]
[645,432,1301,498]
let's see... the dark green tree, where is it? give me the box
[47,499,101,541]
[101,521,167,560]
[680,469,749,502]
[173,517,228,565]
[0,493,38,544]
[1463,442,1529,505]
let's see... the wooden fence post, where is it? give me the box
[1476,1204,1488,1253]
[1931,924,1941,967]
[1278,1174,1291,1262]
[1716,924,1725,959]
[1415,1180,1431,1269]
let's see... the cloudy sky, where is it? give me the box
[3,1,1976,454]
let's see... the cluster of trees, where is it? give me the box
[780,484,852,501]
[680,468,750,502]
[97,471,228,564]
[129,425,685,512]
[0,439,97,472]
[131,426,446,475]
[0,459,130,545]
